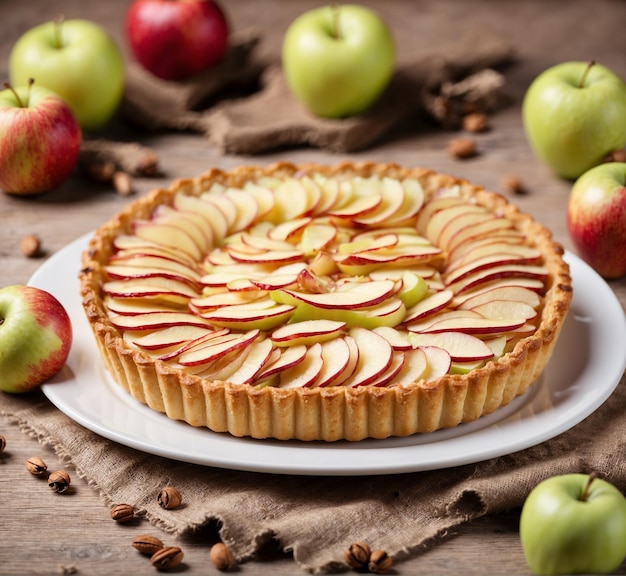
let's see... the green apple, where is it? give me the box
[520,473,626,574]
[9,17,125,131]
[281,4,395,118]
[0,285,73,393]
[567,162,626,279]
[522,61,626,179]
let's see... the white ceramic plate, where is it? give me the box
[31,233,626,476]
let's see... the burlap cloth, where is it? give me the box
[119,29,515,154]
[1,370,625,573]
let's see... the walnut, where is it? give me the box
[110,503,135,523]
[151,546,184,570]
[344,541,371,570]
[157,486,183,510]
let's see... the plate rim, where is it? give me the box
[30,232,626,476]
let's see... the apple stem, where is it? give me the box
[580,471,598,502]
[2,80,28,108]
[330,4,342,39]
[578,60,596,88]
[53,14,65,49]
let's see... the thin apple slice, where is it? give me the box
[133,220,203,261]
[446,217,516,254]
[313,337,353,387]
[384,178,425,225]
[271,319,346,347]
[366,352,406,387]
[278,343,324,389]
[242,182,275,220]
[327,192,382,219]
[256,344,308,381]
[454,285,542,309]
[103,278,200,299]
[372,326,412,350]
[200,302,295,330]
[227,339,276,384]
[447,232,527,263]
[269,179,318,223]
[228,247,303,264]
[153,205,214,253]
[267,217,313,241]
[129,325,216,350]
[394,347,429,386]
[297,222,337,256]
[443,250,545,285]
[223,187,260,232]
[446,241,541,274]
[425,203,486,245]
[408,332,494,362]
[108,254,202,281]
[109,311,214,331]
[112,243,198,270]
[195,346,252,381]
[104,296,185,315]
[419,345,453,381]
[469,300,538,321]
[273,279,396,310]
[190,290,266,311]
[104,264,202,290]
[177,329,260,367]
[338,233,399,255]
[416,195,467,232]
[405,309,483,333]
[354,177,406,225]
[344,327,394,387]
[403,290,454,323]
[173,192,230,243]
[200,192,239,232]
[415,315,527,335]
[446,264,549,294]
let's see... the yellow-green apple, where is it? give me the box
[520,473,626,574]
[522,61,626,179]
[567,162,626,279]
[9,18,124,131]
[282,4,395,118]
[125,0,229,81]
[0,80,81,195]
[0,285,73,393]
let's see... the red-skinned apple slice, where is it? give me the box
[419,345,452,381]
[105,264,202,290]
[201,302,295,330]
[447,232,527,263]
[403,290,454,323]
[353,177,406,225]
[228,247,303,264]
[297,222,337,255]
[223,187,260,232]
[129,325,216,350]
[239,232,295,252]
[364,352,406,387]
[414,314,527,335]
[267,217,312,241]
[103,278,199,300]
[455,285,541,309]
[104,296,185,315]
[446,264,549,294]
[425,203,486,245]
[228,339,275,384]
[405,309,483,333]
[173,192,230,243]
[385,178,425,224]
[327,192,382,219]
[133,220,203,261]
[200,191,239,232]
[109,311,214,331]
[242,182,275,220]
[190,290,267,311]
[153,205,213,253]
[469,300,538,321]
[278,342,324,388]
[313,337,353,387]
[395,346,429,386]
[446,217,516,254]
[372,326,412,350]
[416,195,468,232]
[271,319,346,347]
[338,233,399,254]
[408,332,494,362]
[446,241,541,274]
[177,329,260,367]
[443,250,545,285]
[256,344,308,381]
[344,327,394,387]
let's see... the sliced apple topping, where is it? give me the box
[103,171,552,391]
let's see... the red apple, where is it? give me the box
[567,162,626,279]
[125,0,229,81]
[0,80,81,195]
[0,285,73,393]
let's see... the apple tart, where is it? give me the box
[80,161,572,441]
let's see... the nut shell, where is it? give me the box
[110,503,135,523]
[132,534,164,555]
[345,541,371,570]
[157,486,182,510]
[26,456,48,476]
[151,546,183,570]
[48,470,71,493]
[369,549,393,574]
[210,542,235,571]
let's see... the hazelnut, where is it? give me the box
[210,542,236,571]
[447,137,478,159]
[48,470,71,493]
[26,456,48,476]
[368,549,393,574]
[132,534,164,556]
[20,234,42,258]
[157,486,182,510]
[151,546,184,570]
[344,541,371,570]
[462,112,489,133]
[502,175,527,195]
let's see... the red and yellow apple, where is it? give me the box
[0,285,73,393]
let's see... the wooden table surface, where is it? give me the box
[1,1,625,574]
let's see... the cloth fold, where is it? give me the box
[2,371,625,574]
[120,30,515,154]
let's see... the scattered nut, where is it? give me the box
[112,171,134,196]
[604,149,626,163]
[132,534,164,556]
[368,549,393,574]
[0,435,5,454]
[20,234,42,258]
[210,542,236,571]
[110,503,135,523]
[83,160,116,183]
[344,541,371,570]
[26,456,48,476]
[502,174,527,195]
[462,112,489,133]
[447,137,478,159]
[48,470,71,493]
[151,546,184,570]
[157,486,182,510]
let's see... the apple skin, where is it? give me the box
[125,0,229,81]
[567,162,626,279]
[0,285,73,394]
[522,61,626,179]
[0,83,81,196]
[9,19,125,131]
[282,4,395,118]
[519,473,626,574]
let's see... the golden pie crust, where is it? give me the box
[80,161,572,441]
